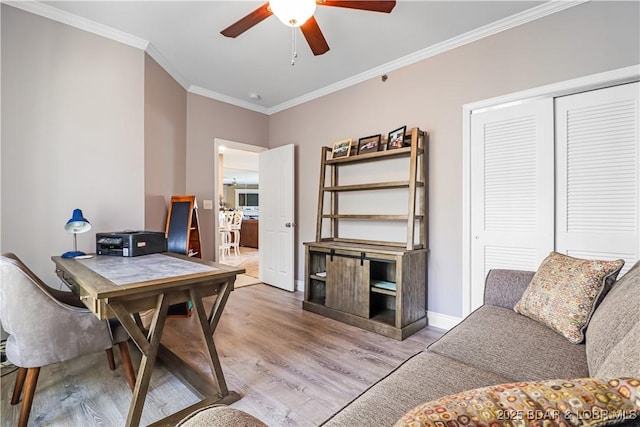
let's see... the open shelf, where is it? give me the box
[321,214,418,221]
[370,309,395,326]
[325,146,424,165]
[323,181,424,192]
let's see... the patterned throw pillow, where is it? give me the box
[513,252,624,344]
[395,378,640,427]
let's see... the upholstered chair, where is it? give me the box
[0,252,136,427]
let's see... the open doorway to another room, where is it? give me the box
[215,139,266,288]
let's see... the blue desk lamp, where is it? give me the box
[62,209,92,258]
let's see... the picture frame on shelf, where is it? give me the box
[357,134,382,155]
[379,136,388,151]
[331,139,352,159]
[350,139,359,154]
[387,126,406,150]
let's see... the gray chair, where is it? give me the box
[0,252,136,427]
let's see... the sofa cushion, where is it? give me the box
[429,306,589,381]
[394,378,640,427]
[514,252,624,344]
[586,261,640,377]
[321,351,510,427]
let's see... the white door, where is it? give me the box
[555,82,639,275]
[259,144,295,291]
[470,98,555,310]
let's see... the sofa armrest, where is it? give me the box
[483,269,535,309]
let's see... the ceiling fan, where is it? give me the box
[221,0,397,56]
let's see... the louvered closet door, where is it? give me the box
[556,82,639,275]
[470,99,554,310]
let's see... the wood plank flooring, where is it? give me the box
[1,284,443,427]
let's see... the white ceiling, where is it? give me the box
[222,148,259,185]
[13,1,564,114]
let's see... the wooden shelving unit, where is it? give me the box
[303,127,428,340]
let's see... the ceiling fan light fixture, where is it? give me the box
[270,0,316,27]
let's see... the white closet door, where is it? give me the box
[556,82,639,275]
[470,98,555,310]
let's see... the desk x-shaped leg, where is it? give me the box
[109,280,234,427]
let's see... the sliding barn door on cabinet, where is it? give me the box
[470,98,555,309]
[555,82,639,275]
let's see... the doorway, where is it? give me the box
[214,139,266,287]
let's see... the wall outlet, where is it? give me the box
[203,199,213,210]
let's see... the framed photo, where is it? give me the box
[331,139,352,159]
[357,134,382,155]
[387,126,407,150]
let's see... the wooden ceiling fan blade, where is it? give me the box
[317,0,396,13]
[221,3,273,38]
[300,16,330,56]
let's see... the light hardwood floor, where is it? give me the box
[1,284,443,427]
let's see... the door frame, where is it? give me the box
[213,138,267,263]
[461,64,639,317]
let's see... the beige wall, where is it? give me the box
[144,54,187,232]
[268,1,640,317]
[2,1,638,319]
[1,5,145,286]
[186,94,268,260]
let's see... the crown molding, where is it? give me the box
[5,0,587,116]
[266,0,587,114]
[188,86,269,115]
[145,43,190,91]
[3,0,149,50]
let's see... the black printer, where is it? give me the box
[96,231,167,257]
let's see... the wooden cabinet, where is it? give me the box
[303,127,428,340]
[239,219,259,248]
[304,242,426,340]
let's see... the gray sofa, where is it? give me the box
[179,261,640,427]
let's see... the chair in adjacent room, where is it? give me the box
[219,211,233,259]
[229,210,244,256]
[0,252,136,427]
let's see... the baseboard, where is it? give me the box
[295,279,305,292]
[427,311,463,331]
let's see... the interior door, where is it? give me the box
[470,98,555,310]
[259,144,295,291]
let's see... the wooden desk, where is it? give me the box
[52,253,244,427]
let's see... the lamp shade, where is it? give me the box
[270,0,316,27]
[64,208,91,234]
